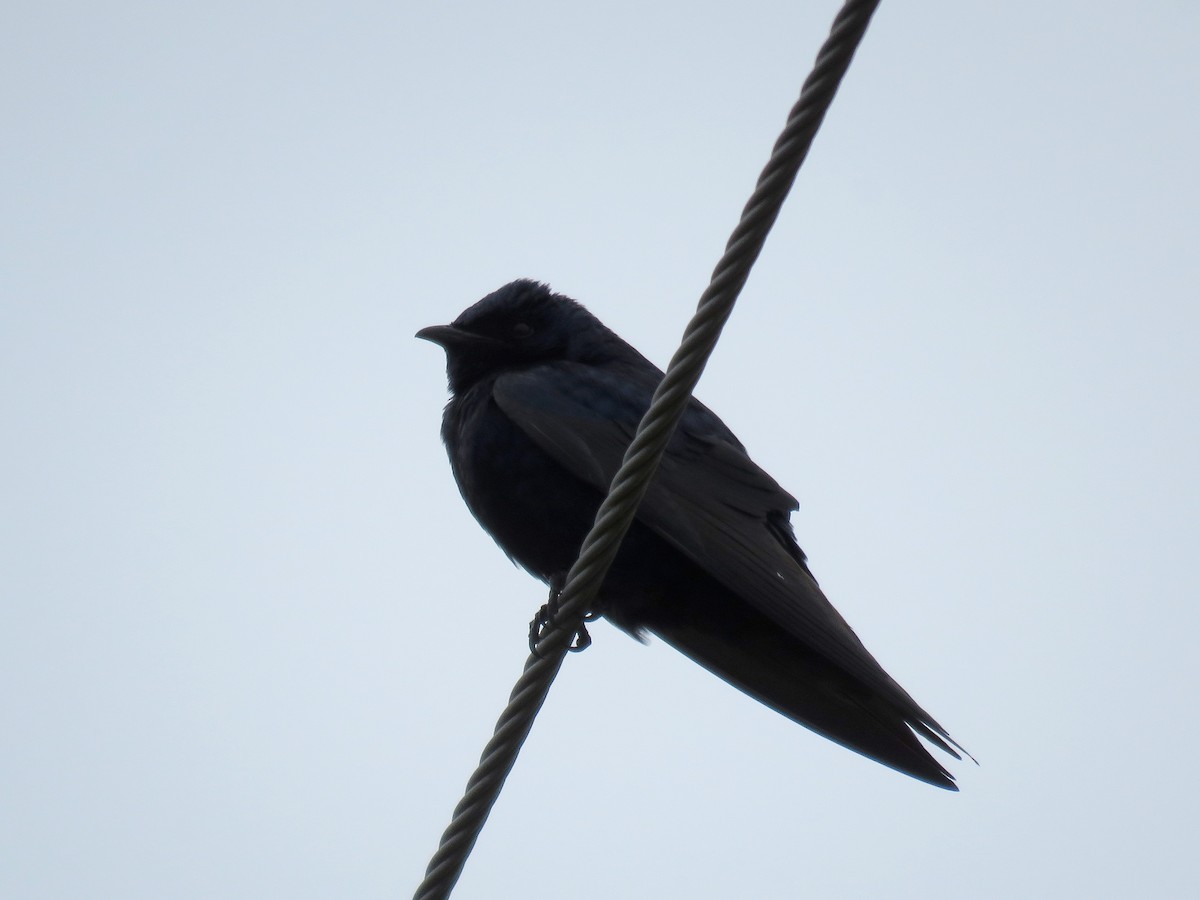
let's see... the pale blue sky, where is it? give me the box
[3,2,1198,898]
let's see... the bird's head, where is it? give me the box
[417,280,625,393]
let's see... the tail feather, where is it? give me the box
[618,580,963,790]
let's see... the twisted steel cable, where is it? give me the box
[414,2,881,896]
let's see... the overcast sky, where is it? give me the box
[3,2,1198,898]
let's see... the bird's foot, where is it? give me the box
[528,574,592,656]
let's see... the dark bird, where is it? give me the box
[417,279,967,789]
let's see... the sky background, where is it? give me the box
[3,2,1198,898]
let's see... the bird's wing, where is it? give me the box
[493,363,909,702]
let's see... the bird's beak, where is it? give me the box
[415,324,462,347]
[415,324,504,351]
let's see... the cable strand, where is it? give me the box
[413,2,881,896]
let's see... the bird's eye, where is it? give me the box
[511,322,534,339]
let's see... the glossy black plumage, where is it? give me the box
[418,279,965,789]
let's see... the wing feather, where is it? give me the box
[493,365,928,709]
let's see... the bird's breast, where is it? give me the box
[443,382,604,581]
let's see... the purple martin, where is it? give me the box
[418,279,966,789]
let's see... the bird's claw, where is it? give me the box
[567,621,592,652]
[528,575,593,656]
[527,603,551,655]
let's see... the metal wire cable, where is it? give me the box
[413,2,881,896]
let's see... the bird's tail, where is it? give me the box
[621,581,966,790]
